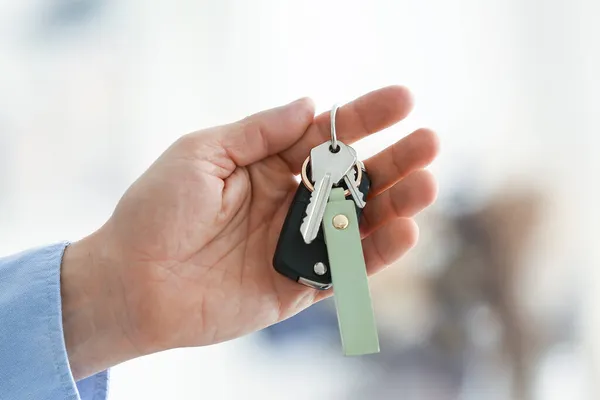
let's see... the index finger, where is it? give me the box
[280,85,414,173]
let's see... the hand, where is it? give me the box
[61,86,439,379]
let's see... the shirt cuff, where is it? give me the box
[0,242,109,400]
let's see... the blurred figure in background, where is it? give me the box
[265,182,579,400]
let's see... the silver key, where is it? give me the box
[300,141,356,244]
[343,147,366,208]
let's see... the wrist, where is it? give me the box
[60,231,141,380]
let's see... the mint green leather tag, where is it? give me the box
[322,188,380,356]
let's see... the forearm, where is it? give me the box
[61,233,140,380]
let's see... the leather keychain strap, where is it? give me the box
[322,188,380,356]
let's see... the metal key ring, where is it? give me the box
[300,156,363,196]
[330,104,340,152]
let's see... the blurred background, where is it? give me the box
[1,0,598,399]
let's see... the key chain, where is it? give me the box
[323,187,379,355]
[273,104,380,355]
[272,104,371,289]
[322,105,379,355]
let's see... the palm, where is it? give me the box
[105,86,439,355]
[188,155,318,344]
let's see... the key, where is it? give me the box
[300,141,356,244]
[272,164,371,289]
[343,147,366,208]
[343,172,366,208]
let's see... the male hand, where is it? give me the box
[61,86,439,379]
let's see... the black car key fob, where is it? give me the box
[273,164,371,290]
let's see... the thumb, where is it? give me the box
[219,98,315,166]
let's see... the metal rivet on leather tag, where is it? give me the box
[332,214,349,230]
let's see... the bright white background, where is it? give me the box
[1,0,598,399]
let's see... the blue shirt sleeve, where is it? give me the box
[0,242,109,400]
